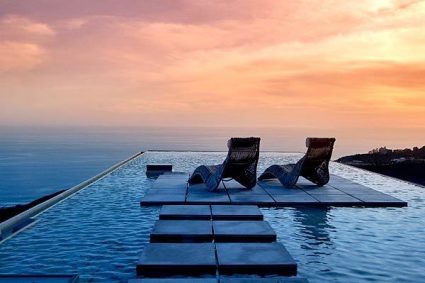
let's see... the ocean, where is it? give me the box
[1,126,423,206]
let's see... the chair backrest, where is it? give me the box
[222,137,261,178]
[301,137,336,173]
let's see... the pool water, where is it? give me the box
[0,152,424,282]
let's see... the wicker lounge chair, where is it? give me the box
[188,137,261,191]
[259,137,336,187]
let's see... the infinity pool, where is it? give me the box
[0,152,423,282]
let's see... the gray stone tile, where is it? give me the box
[213,221,276,242]
[313,194,362,206]
[257,179,286,188]
[137,243,216,276]
[300,186,345,195]
[216,243,297,275]
[211,205,263,220]
[150,220,213,243]
[229,195,275,206]
[186,193,231,204]
[160,205,211,220]
[224,181,268,195]
[153,174,188,190]
[265,188,311,195]
[140,194,186,206]
[188,182,226,194]
[272,195,319,206]
[219,278,309,283]
[353,194,407,207]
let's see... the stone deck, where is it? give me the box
[140,173,407,207]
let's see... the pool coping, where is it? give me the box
[0,151,144,243]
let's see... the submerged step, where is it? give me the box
[213,221,276,242]
[150,220,213,243]
[211,205,263,220]
[137,243,216,276]
[159,205,211,220]
[216,243,297,276]
[149,220,276,243]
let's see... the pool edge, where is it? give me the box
[0,151,144,243]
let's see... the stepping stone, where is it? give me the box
[159,205,211,220]
[313,194,362,206]
[220,278,309,283]
[129,279,217,283]
[150,220,213,243]
[137,243,216,276]
[213,221,276,242]
[140,193,186,206]
[272,195,319,206]
[211,205,263,220]
[186,193,231,204]
[229,195,275,206]
[216,243,297,275]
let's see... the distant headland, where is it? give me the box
[337,146,425,186]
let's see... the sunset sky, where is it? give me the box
[1,0,424,130]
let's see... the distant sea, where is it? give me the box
[1,126,424,206]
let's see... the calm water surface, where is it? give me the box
[0,152,423,282]
[1,126,424,205]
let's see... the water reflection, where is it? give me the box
[294,208,335,248]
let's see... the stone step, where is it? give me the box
[159,205,263,221]
[137,243,216,276]
[137,243,297,277]
[149,220,276,243]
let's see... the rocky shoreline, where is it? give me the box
[337,145,425,186]
[0,189,66,223]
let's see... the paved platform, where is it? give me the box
[159,205,263,220]
[137,242,296,277]
[149,220,276,243]
[140,173,407,207]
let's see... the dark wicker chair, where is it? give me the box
[259,137,336,187]
[188,137,261,191]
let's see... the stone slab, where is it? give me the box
[353,194,407,207]
[137,243,216,276]
[216,243,297,275]
[211,205,263,220]
[186,193,231,204]
[229,195,275,206]
[271,195,319,206]
[159,205,211,220]
[313,194,362,206]
[150,220,213,243]
[188,182,226,194]
[219,278,309,283]
[213,221,276,242]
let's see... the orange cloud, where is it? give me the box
[0,0,423,131]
